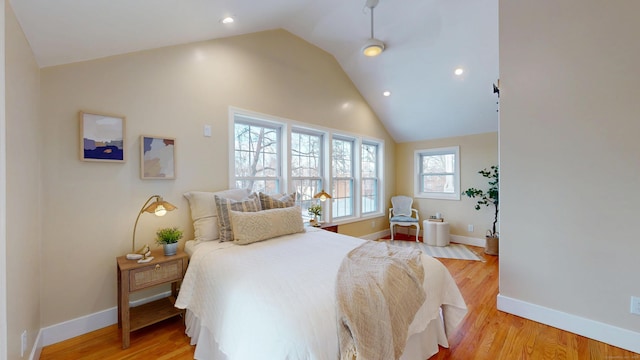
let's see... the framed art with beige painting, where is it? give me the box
[80,111,126,162]
[140,135,175,179]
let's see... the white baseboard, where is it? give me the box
[361,229,390,240]
[497,294,640,354]
[450,234,485,247]
[38,290,172,349]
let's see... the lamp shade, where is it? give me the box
[313,189,332,202]
[132,195,177,253]
[362,38,385,57]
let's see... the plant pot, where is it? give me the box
[163,242,178,256]
[485,236,499,255]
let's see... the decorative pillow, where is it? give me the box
[230,206,304,245]
[258,192,297,210]
[215,194,262,242]
[183,189,250,242]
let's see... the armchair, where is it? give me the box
[389,196,420,242]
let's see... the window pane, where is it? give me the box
[234,120,281,193]
[332,139,353,177]
[332,179,353,217]
[421,175,455,193]
[422,154,455,174]
[361,179,378,213]
[292,179,322,221]
[361,143,377,178]
[291,132,321,177]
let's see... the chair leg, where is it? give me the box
[390,224,394,241]
[415,224,420,242]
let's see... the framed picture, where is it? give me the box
[140,135,176,179]
[80,111,126,162]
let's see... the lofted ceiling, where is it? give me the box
[9,0,499,143]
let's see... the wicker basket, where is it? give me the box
[485,236,499,255]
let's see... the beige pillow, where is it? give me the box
[230,206,305,245]
[183,189,250,242]
[259,192,297,209]
[214,194,262,242]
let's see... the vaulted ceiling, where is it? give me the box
[10,0,499,143]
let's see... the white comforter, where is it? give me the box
[175,228,467,360]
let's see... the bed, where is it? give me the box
[175,226,467,360]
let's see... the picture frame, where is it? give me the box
[140,135,176,179]
[80,111,126,162]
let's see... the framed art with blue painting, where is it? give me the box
[80,111,126,162]
[141,135,176,179]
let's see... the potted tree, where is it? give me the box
[155,227,183,256]
[463,165,499,255]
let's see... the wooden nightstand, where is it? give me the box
[116,249,188,349]
[319,223,338,233]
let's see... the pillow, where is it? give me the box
[215,194,262,242]
[183,189,250,242]
[258,192,297,210]
[230,206,305,245]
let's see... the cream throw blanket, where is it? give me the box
[336,241,426,360]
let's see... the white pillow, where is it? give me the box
[183,189,250,242]
[230,206,305,245]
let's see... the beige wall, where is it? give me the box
[39,29,395,326]
[5,2,41,358]
[500,0,640,334]
[396,132,498,238]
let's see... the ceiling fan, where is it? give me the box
[362,0,385,57]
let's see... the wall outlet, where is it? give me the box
[21,330,27,357]
[203,124,212,137]
[370,220,376,228]
[630,296,640,315]
[467,224,474,232]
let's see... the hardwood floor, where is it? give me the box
[41,237,639,360]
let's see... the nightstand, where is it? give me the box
[319,223,338,233]
[116,249,188,349]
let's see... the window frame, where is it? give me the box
[331,135,356,220]
[361,140,381,215]
[414,146,461,200]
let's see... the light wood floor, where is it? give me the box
[41,237,639,360]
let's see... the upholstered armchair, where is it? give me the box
[389,195,420,242]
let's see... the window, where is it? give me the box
[231,108,384,223]
[233,118,282,194]
[361,142,379,214]
[332,137,355,218]
[415,146,460,200]
[291,129,323,220]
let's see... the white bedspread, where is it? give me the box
[175,228,467,360]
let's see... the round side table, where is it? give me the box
[424,220,450,247]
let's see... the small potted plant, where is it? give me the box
[463,165,499,255]
[155,227,183,256]
[308,204,322,226]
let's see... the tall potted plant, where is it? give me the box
[463,165,499,255]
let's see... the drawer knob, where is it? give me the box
[155,264,161,271]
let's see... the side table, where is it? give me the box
[116,249,188,349]
[424,220,450,247]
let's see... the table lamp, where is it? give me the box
[313,189,332,202]
[128,195,177,262]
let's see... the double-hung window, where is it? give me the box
[361,142,380,214]
[233,118,282,194]
[291,129,323,220]
[332,136,355,218]
[231,108,384,223]
[415,146,460,200]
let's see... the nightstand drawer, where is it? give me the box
[129,259,184,291]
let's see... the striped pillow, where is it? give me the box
[259,192,297,210]
[214,193,261,242]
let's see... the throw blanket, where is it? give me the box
[336,241,426,360]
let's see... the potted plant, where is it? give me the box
[155,227,183,256]
[463,165,499,255]
[308,204,322,226]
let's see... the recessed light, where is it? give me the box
[454,68,464,76]
[383,91,391,97]
[221,16,235,24]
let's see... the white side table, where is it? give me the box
[424,221,450,247]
